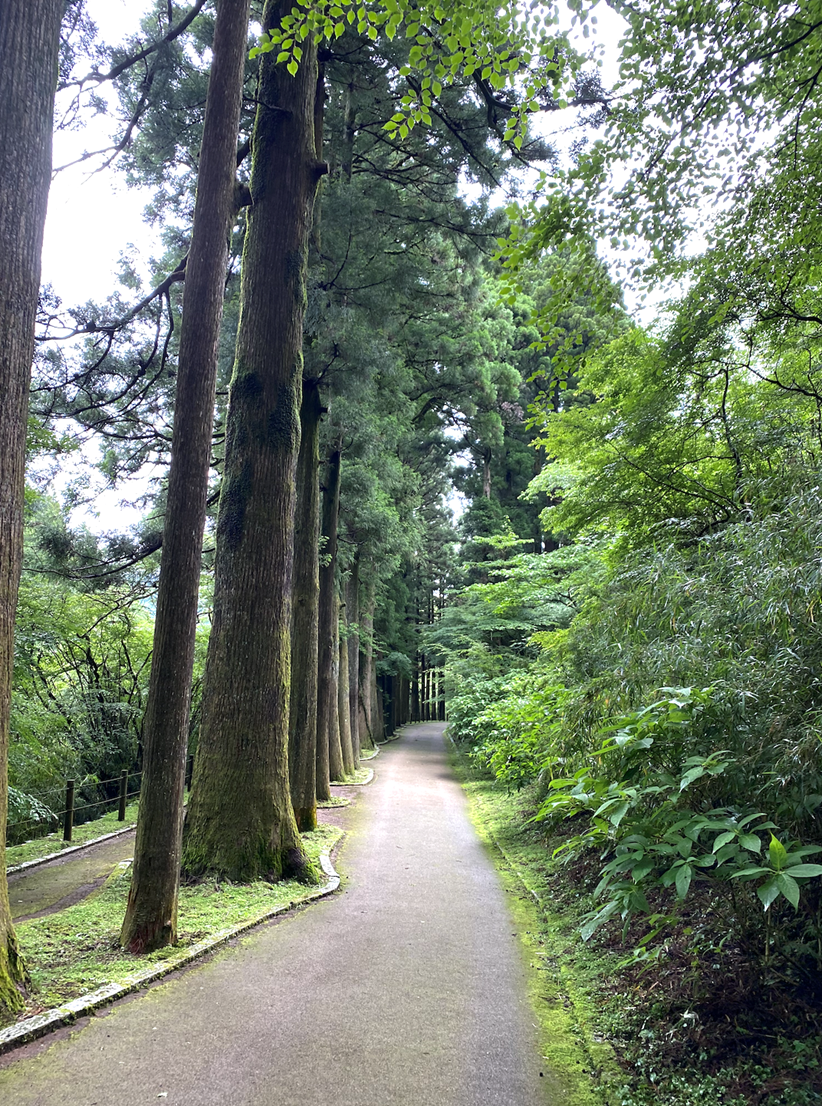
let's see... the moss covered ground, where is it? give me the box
[332,765,372,785]
[1,824,342,1030]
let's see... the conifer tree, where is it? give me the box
[0,0,63,1014]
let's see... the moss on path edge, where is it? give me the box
[450,738,622,1106]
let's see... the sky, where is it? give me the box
[43,0,157,306]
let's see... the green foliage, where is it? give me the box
[252,0,575,142]
[447,481,822,976]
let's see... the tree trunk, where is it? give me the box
[328,591,344,781]
[289,377,321,831]
[0,0,62,1013]
[411,658,420,722]
[121,0,252,955]
[346,558,360,759]
[357,569,376,750]
[182,0,326,882]
[338,609,356,777]
[372,661,385,743]
[317,447,342,794]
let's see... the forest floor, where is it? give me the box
[0,723,597,1106]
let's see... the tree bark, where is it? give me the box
[121,0,252,955]
[328,591,344,781]
[338,607,356,777]
[372,653,385,743]
[182,0,326,881]
[289,377,321,831]
[346,557,361,759]
[316,447,341,795]
[0,0,62,1013]
[357,569,376,750]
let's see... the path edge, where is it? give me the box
[446,727,624,1105]
[0,848,341,1057]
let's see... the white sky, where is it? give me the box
[43,0,157,306]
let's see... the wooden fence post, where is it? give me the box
[118,770,128,820]
[63,779,75,842]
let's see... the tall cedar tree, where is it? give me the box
[120,0,252,953]
[0,0,63,1014]
[289,377,322,830]
[182,0,327,880]
[316,446,342,799]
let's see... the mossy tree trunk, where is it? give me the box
[182,0,326,882]
[120,0,252,954]
[316,447,342,795]
[289,377,322,831]
[0,0,62,1013]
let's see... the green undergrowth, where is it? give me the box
[3,824,342,1029]
[451,738,822,1106]
[317,796,350,808]
[6,803,140,870]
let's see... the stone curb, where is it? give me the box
[6,824,138,877]
[0,848,341,1057]
[331,766,374,786]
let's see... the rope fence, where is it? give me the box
[8,770,144,844]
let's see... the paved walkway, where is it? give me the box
[0,724,549,1106]
[8,832,136,921]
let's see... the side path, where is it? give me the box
[8,833,136,921]
[0,724,549,1106]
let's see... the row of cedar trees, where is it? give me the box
[1,0,469,1007]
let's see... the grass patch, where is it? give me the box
[317,796,350,808]
[4,824,342,1029]
[6,803,140,870]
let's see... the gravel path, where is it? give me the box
[0,723,549,1105]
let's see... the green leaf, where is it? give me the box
[757,878,780,910]
[679,765,705,790]
[769,834,789,871]
[675,864,692,900]
[738,833,761,853]
[730,866,768,880]
[776,872,800,909]
[784,863,822,879]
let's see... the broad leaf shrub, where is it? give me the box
[531,690,822,952]
[444,486,822,971]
